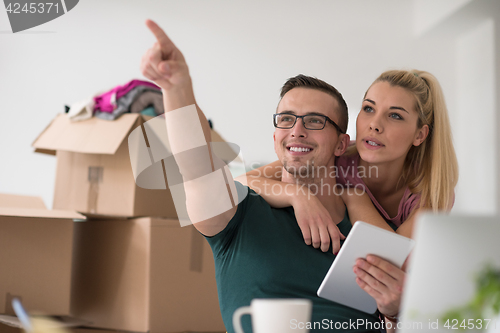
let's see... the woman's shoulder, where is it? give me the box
[399,188,422,224]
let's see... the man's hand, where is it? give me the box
[353,255,405,317]
[139,20,237,236]
[292,193,345,254]
[140,19,192,93]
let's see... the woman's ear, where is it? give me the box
[413,125,429,147]
[335,133,350,156]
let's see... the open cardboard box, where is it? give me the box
[32,114,237,219]
[71,217,225,333]
[0,194,85,317]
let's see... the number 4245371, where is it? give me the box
[6,3,59,14]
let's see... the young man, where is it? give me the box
[141,19,381,333]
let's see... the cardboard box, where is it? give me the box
[32,114,174,218]
[0,206,85,316]
[32,114,236,219]
[71,217,225,333]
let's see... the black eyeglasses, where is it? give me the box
[273,113,344,133]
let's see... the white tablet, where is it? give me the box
[317,221,415,313]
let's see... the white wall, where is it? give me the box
[455,18,496,215]
[0,0,497,213]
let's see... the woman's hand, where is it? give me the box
[353,254,405,317]
[291,193,345,254]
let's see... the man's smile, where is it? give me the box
[286,143,314,155]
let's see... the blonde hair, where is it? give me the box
[351,69,458,211]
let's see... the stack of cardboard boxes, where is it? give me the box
[0,113,226,333]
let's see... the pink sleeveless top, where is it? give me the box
[335,153,420,228]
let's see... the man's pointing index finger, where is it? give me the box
[146,19,175,56]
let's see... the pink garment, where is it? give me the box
[336,152,420,228]
[94,79,160,113]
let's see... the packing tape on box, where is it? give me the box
[87,167,103,214]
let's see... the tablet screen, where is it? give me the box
[317,221,414,313]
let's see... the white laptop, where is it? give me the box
[399,213,500,333]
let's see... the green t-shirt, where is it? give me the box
[205,182,381,332]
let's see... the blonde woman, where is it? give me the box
[237,69,458,329]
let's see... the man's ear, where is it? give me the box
[334,133,350,156]
[413,125,429,147]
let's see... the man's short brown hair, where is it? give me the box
[280,74,348,133]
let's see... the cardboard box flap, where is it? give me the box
[210,129,241,163]
[33,148,56,156]
[33,112,240,161]
[0,207,85,220]
[0,316,24,329]
[210,130,225,143]
[0,193,47,209]
[32,114,141,155]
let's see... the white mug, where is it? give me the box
[232,298,312,333]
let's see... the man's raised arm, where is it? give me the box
[140,19,238,236]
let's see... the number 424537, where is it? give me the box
[444,318,496,330]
